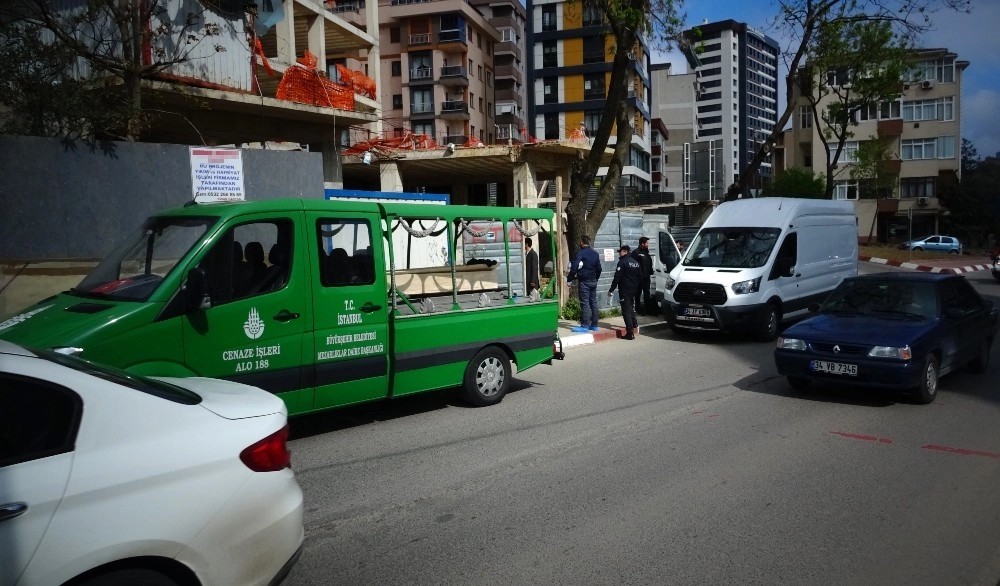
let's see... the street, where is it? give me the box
[284,269,1000,586]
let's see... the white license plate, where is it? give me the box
[683,307,711,317]
[810,360,858,376]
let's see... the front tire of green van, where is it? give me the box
[463,346,511,407]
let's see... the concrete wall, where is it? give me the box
[0,136,324,260]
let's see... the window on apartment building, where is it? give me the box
[542,41,557,68]
[583,73,605,99]
[392,94,403,109]
[542,5,557,32]
[900,177,936,198]
[803,149,812,167]
[828,141,860,164]
[584,110,602,134]
[583,36,604,64]
[468,58,473,72]
[901,136,955,160]
[487,101,492,114]
[698,104,722,113]
[833,180,859,200]
[471,125,476,138]
[486,71,492,86]
[410,88,433,114]
[697,92,721,101]
[544,112,560,140]
[583,4,603,26]
[390,27,400,43]
[410,53,432,78]
[907,58,955,83]
[500,28,516,42]
[799,105,813,128]
[479,97,483,111]
[478,65,482,80]
[700,67,721,77]
[391,61,401,76]
[902,97,954,122]
[413,122,434,139]
[543,77,558,104]
[700,55,721,65]
[826,68,851,87]
[477,32,482,48]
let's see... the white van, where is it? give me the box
[657,197,858,340]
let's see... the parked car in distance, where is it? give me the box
[774,272,997,404]
[0,340,303,586]
[898,234,962,254]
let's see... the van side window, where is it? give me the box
[768,232,797,280]
[197,219,293,304]
[317,219,375,287]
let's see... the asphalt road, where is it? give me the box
[284,270,1000,586]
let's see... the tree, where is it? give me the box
[763,167,827,199]
[727,0,972,201]
[563,0,682,270]
[941,139,999,246]
[802,17,911,198]
[0,0,224,141]
[961,137,980,174]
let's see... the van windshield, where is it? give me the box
[72,216,217,301]
[683,227,781,269]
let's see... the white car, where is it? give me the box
[0,340,303,586]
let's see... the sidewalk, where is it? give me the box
[858,254,993,274]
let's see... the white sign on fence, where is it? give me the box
[190,147,245,203]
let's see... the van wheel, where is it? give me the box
[462,347,510,407]
[759,304,780,342]
[787,376,811,390]
[969,339,991,373]
[913,355,939,404]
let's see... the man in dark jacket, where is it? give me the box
[567,234,602,333]
[631,236,654,315]
[609,245,642,339]
[525,237,539,296]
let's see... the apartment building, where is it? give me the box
[469,0,529,142]
[786,48,969,240]
[650,63,695,202]
[680,20,780,197]
[525,0,654,194]
[334,0,505,146]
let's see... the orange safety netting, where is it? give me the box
[276,52,354,110]
[334,64,376,100]
[462,135,484,147]
[342,133,438,155]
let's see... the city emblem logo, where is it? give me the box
[243,307,265,340]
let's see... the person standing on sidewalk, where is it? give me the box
[609,245,642,340]
[525,237,539,296]
[631,236,654,315]
[567,234,602,333]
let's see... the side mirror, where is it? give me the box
[183,268,212,312]
[788,264,796,277]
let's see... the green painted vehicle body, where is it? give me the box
[0,198,561,415]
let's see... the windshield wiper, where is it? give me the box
[871,309,925,320]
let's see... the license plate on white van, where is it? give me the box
[810,360,857,376]
[682,307,711,317]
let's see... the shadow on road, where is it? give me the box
[289,379,538,440]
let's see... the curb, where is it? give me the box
[560,319,666,348]
[859,255,992,274]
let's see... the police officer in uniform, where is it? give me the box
[608,244,642,340]
[631,236,654,315]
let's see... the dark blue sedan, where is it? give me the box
[774,272,997,403]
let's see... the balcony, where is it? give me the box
[583,51,606,65]
[409,33,431,46]
[440,100,470,119]
[584,88,606,100]
[491,16,523,35]
[409,67,434,84]
[494,88,523,106]
[438,29,467,47]
[439,66,469,86]
[878,119,903,136]
[494,65,522,85]
[444,134,468,145]
[410,102,435,118]
[494,41,522,61]
[878,159,902,175]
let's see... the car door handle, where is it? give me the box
[361,302,382,313]
[0,502,27,522]
[273,310,301,322]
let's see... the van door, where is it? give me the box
[768,231,809,315]
[655,230,681,295]
[308,211,391,410]
[181,213,312,412]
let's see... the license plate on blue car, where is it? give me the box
[810,360,858,376]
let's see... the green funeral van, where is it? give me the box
[0,198,563,415]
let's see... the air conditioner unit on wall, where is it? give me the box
[917,196,929,206]
[921,80,934,89]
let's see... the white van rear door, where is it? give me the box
[655,231,681,294]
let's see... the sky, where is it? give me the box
[651,0,1000,159]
